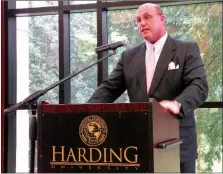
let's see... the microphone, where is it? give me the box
[95,41,127,53]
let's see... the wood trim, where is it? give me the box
[40,102,151,113]
[1,1,6,172]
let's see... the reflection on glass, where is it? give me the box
[70,12,97,103]
[16,1,58,8]
[70,1,96,5]
[16,15,59,172]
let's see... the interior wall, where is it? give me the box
[1,0,6,172]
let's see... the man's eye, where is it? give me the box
[137,19,141,23]
[145,15,151,19]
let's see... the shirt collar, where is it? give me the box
[145,32,168,52]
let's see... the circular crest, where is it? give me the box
[79,115,108,147]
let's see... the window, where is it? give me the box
[163,3,222,102]
[16,15,59,172]
[195,108,222,172]
[70,12,97,103]
[6,1,222,173]
[107,2,222,172]
[16,1,58,8]
[69,1,96,5]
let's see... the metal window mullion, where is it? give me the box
[6,0,17,172]
[63,13,71,104]
[97,1,108,86]
[58,1,70,104]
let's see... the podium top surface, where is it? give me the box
[39,101,156,113]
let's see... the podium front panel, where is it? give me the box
[37,103,154,173]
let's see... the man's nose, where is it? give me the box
[140,19,146,26]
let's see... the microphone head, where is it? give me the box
[121,40,128,46]
[95,40,128,53]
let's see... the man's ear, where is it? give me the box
[160,14,166,23]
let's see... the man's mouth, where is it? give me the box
[141,29,150,32]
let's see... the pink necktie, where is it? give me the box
[146,45,155,93]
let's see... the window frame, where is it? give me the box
[3,0,222,172]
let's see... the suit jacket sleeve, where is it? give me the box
[87,52,126,103]
[175,42,208,116]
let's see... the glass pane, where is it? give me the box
[108,3,222,172]
[70,1,96,5]
[70,12,97,103]
[195,108,222,172]
[163,3,222,102]
[108,9,143,103]
[108,2,222,103]
[16,1,58,8]
[16,15,59,172]
[108,9,140,73]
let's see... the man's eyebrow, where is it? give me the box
[136,12,151,18]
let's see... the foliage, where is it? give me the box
[28,14,59,103]
[70,12,97,103]
[163,3,222,172]
[107,3,222,172]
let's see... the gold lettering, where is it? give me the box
[52,146,65,162]
[109,148,122,162]
[78,148,89,162]
[124,146,138,163]
[89,148,101,162]
[66,148,77,162]
[103,148,107,162]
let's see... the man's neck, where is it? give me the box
[149,31,167,44]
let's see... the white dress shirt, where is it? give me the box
[145,32,168,69]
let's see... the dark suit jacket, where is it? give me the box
[88,35,208,162]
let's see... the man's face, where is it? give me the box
[136,5,165,43]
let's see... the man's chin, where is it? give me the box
[142,35,152,42]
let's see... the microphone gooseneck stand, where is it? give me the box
[29,102,37,173]
[4,50,118,173]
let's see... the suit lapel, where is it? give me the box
[135,43,147,97]
[148,36,176,97]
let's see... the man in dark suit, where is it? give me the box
[88,3,208,173]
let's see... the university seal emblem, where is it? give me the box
[79,115,108,146]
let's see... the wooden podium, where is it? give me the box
[37,99,181,173]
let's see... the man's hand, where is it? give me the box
[159,100,180,115]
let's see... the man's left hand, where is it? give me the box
[159,100,180,115]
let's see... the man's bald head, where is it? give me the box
[136,3,164,15]
[136,3,166,43]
